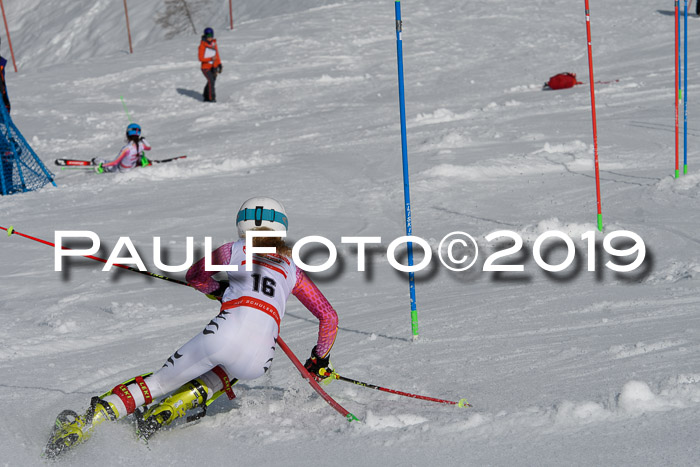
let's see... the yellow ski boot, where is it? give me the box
[44,396,119,459]
[136,378,210,440]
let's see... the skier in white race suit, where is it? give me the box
[45,197,339,458]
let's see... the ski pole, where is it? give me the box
[1,225,190,286]
[277,339,358,422]
[318,368,471,408]
[2,225,358,421]
[149,155,187,164]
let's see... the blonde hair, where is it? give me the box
[247,228,292,257]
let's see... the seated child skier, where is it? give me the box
[94,123,151,173]
[45,196,339,458]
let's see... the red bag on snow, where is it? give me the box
[544,72,582,90]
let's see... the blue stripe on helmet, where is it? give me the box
[236,208,288,229]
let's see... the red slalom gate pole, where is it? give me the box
[584,1,603,232]
[229,0,234,30]
[675,0,680,178]
[123,0,133,54]
[319,369,471,408]
[0,0,17,72]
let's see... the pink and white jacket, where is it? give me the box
[186,241,339,357]
[103,139,151,171]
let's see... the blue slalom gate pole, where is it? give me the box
[684,1,689,174]
[394,0,419,340]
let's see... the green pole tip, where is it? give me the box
[457,398,471,408]
[346,413,359,422]
[684,165,688,174]
[7,225,14,236]
[597,214,603,232]
[120,96,133,123]
[411,310,419,338]
[675,169,680,178]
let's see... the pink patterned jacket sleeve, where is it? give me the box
[292,268,338,357]
[185,242,233,294]
[102,145,130,169]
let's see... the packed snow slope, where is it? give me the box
[1,0,700,465]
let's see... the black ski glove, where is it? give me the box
[205,280,228,301]
[304,346,331,377]
[216,64,223,74]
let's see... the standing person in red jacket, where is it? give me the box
[198,27,222,102]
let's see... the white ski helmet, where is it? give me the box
[236,197,288,238]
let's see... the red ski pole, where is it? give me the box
[584,1,603,232]
[319,369,471,408]
[277,338,358,421]
[1,225,191,286]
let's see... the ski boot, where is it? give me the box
[44,396,119,459]
[139,153,151,167]
[135,377,210,441]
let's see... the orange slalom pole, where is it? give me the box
[123,0,133,54]
[0,0,17,72]
[584,1,603,232]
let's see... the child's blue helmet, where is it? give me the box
[126,123,141,137]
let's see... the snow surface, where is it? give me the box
[1,0,700,465]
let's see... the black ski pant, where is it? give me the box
[202,68,218,102]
